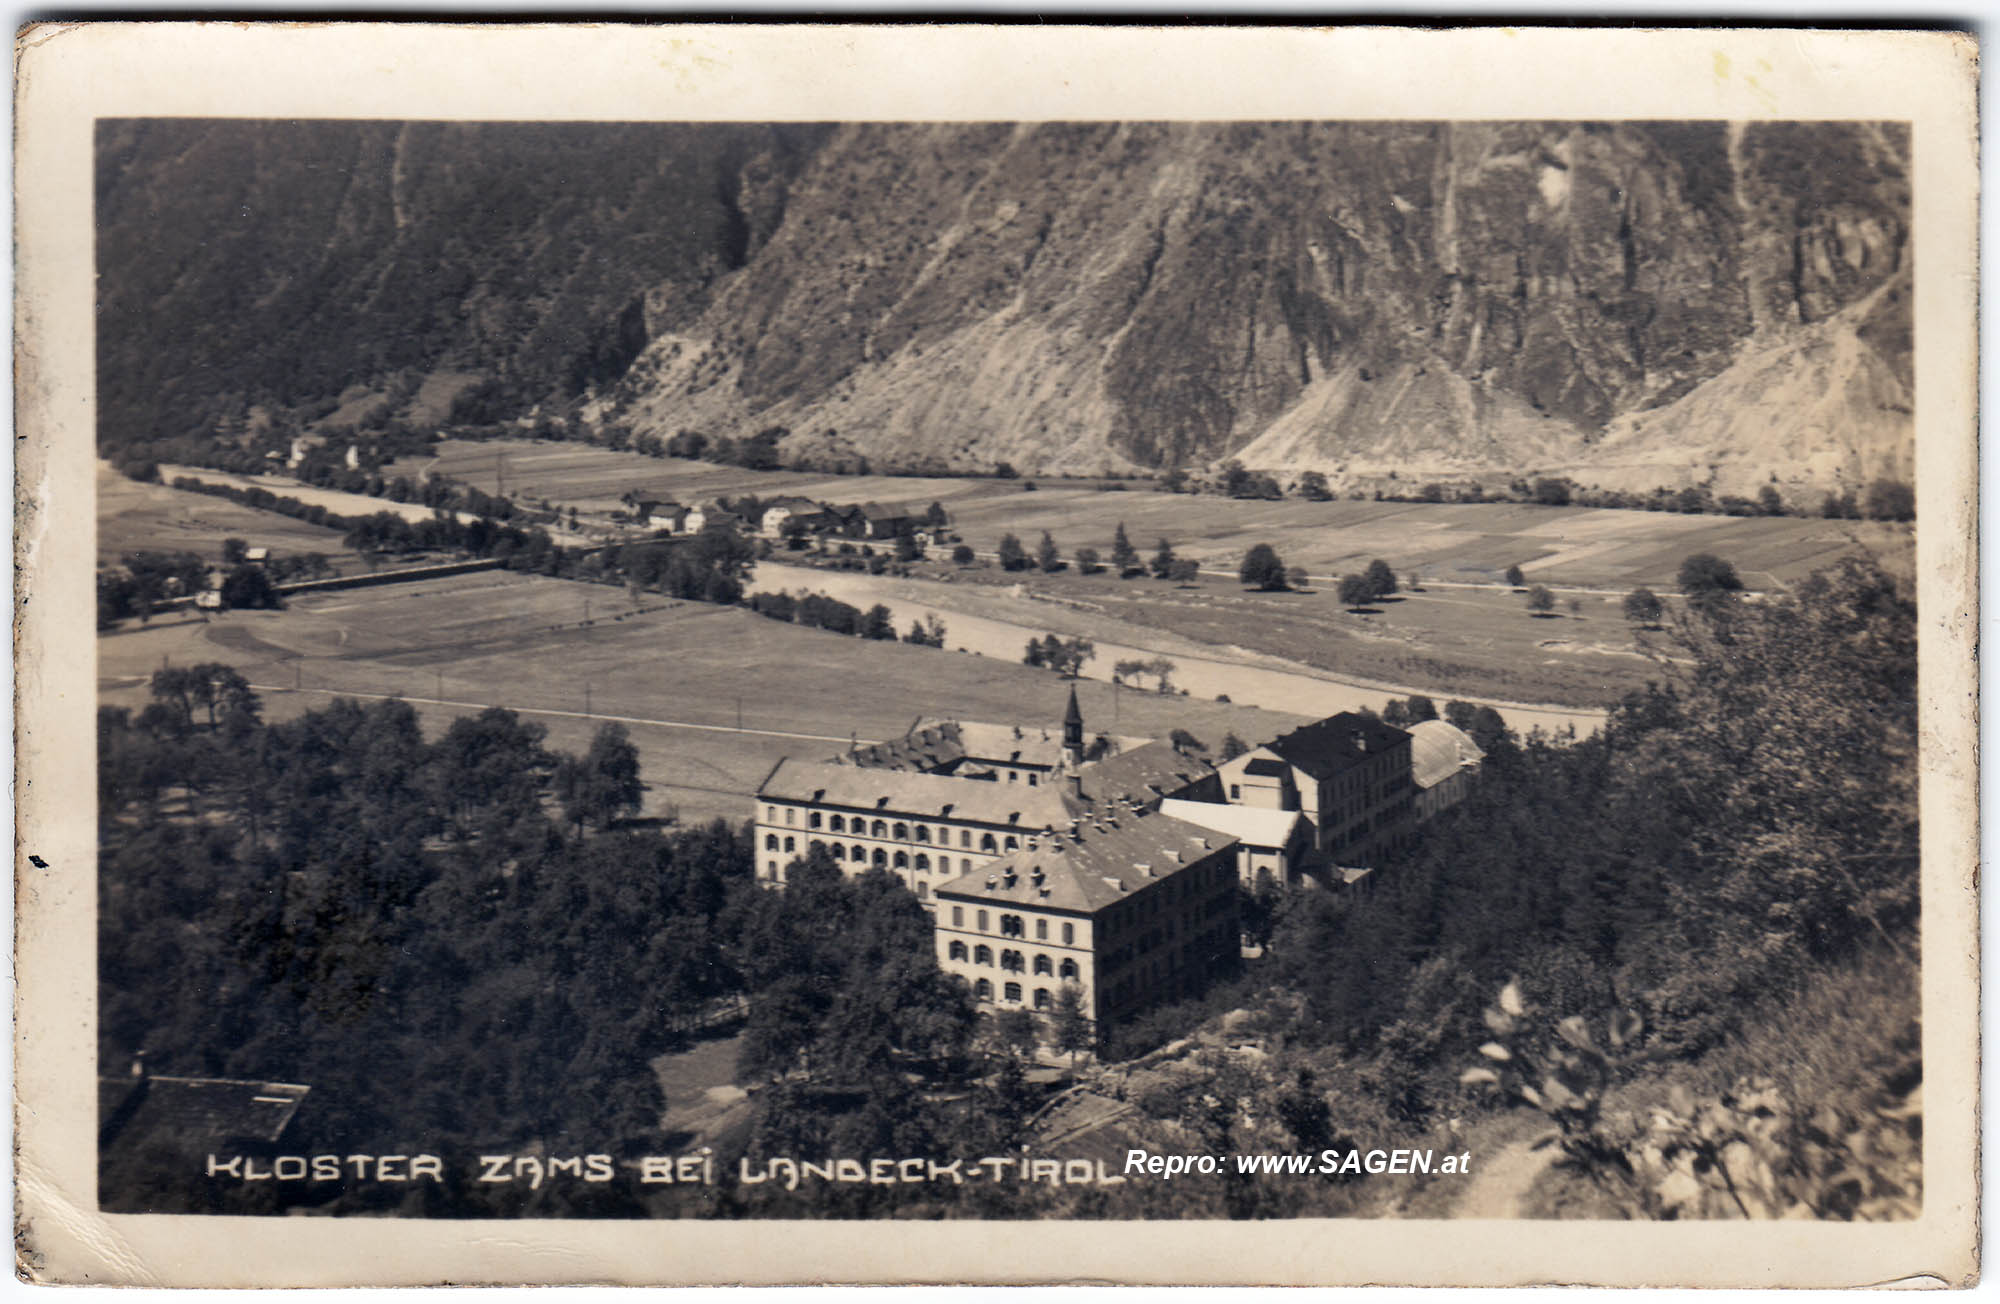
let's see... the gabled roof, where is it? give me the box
[1407,718,1485,789]
[847,721,971,772]
[759,757,1075,828]
[859,501,912,522]
[1075,740,1216,807]
[99,1074,310,1150]
[1241,756,1290,778]
[763,497,823,514]
[1158,798,1310,850]
[934,808,1236,914]
[1262,713,1411,781]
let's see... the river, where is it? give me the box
[752,562,1605,738]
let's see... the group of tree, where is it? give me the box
[1023,633,1097,678]
[1334,558,1398,609]
[746,590,907,644]
[1238,544,1292,592]
[1113,657,1177,695]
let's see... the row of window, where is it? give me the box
[944,942,1081,979]
[947,906,1076,947]
[762,835,991,876]
[763,811,1027,854]
[972,980,1062,1009]
[761,861,933,897]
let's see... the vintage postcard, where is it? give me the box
[14,22,1978,1288]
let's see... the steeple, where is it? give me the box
[1062,684,1085,767]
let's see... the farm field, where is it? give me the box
[98,570,1311,828]
[421,438,1911,591]
[97,462,356,563]
[156,464,595,545]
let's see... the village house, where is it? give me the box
[1213,712,1416,867]
[857,502,914,539]
[682,504,742,534]
[1406,718,1485,821]
[759,497,832,537]
[931,807,1239,1034]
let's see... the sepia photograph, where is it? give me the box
[16,23,1978,1288]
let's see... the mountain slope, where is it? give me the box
[97,120,1910,493]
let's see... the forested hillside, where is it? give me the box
[99,120,1909,496]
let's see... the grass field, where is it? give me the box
[419,438,1911,591]
[97,462,356,564]
[98,570,1310,827]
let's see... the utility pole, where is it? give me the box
[585,681,592,718]
[736,696,743,731]
[435,668,443,701]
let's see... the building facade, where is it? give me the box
[1214,712,1416,867]
[1156,798,1314,888]
[931,808,1239,1036]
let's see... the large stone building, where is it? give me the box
[931,807,1239,1030]
[1213,712,1416,868]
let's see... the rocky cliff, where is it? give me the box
[99,120,1909,494]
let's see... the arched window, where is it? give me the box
[893,851,908,869]
[915,854,930,872]
[765,834,780,850]
[872,849,887,867]
[831,844,846,861]
[784,836,795,852]
[976,910,988,931]
[1033,954,1053,976]
[1003,982,1022,1003]
[830,815,846,833]
[1004,836,1019,851]
[1028,774,1038,786]
[1000,914,1024,938]
[974,945,993,966]
[975,979,993,1001]
[917,881,930,899]
[1000,950,1025,973]
[949,940,967,961]
[871,820,887,837]
[852,843,867,862]
[1059,958,1079,980]
[1034,988,1051,1010]
[1062,923,1075,946]
[915,825,931,843]
[808,811,822,829]
[893,823,908,840]
[980,833,998,853]
[766,806,777,822]
[1035,919,1047,940]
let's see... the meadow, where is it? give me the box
[420,438,1910,591]
[98,570,1310,827]
[97,462,355,563]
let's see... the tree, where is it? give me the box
[1150,538,1176,579]
[1363,559,1397,600]
[1111,523,1140,577]
[1052,983,1094,1067]
[1168,728,1205,754]
[1526,584,1556,615]
[997,534,1029,571]
[925,501,950,529]
[221,537,249,565]
[1504,564,1526,589]
[1443,699,1478,733]
[219,564,282,611]
[951,543,975,565]
[1865,479,1915,522]
[903,614,946,648]
[1023,638,1046,669]
[1286,568,1311,591]
[1036,531,1062,573]
[1074,546,1101,575]
[1337,575,1373,609]
[1168,558,1200,586]
[1219,732,1249,761]
[894,532,921,563]
[1041,635,1096,679]
[1239,543,1289,591]
[1677,552,1743,617]
[1623,587,1664,629]
[1757,484,1785,517]
[557,721,643,832]
[1296,471,1331,501]
[861,604,897,641]
[1405,695,1438,723]
[1532,477,1572,507]
[991,1007,1040,1062]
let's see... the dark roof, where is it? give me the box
[1263,713,1411,781]
[100,1074,310,1150]
[1063,685,1084,727]
[846,722,971,772]
[859,501,911,522]
[760,757,1075,828]
[1242,756,1290,778]
[934,808,1236,913]
[1075,740,1215,807]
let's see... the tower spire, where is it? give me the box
[1062,683,1085,767]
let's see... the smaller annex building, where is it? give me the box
[1214,712,1416,866]
[1156,798,1313,888]
[931,807,1239,1036]
[1406,718,1485,821]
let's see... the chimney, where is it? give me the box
[1068,773,1084,800]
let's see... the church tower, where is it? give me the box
[1062,684,1085,768]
